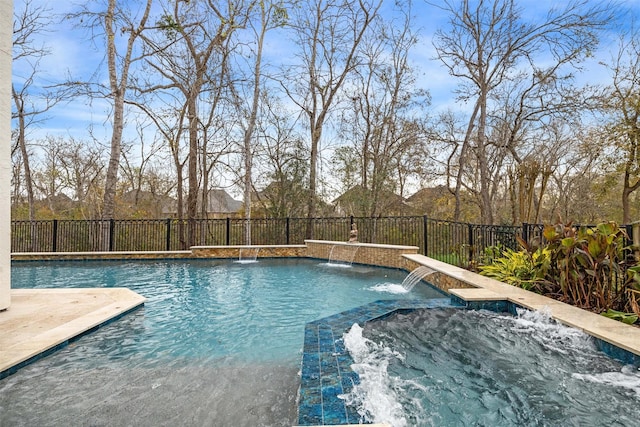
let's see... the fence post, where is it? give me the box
[226,217,231,246]
[165,218,171,251]
[632,222,640,261]
[286,217,290,245]
[52,219,58,252]
[109,219,115,251]
[522,222,529,245]
[468,223,474,265]
[423,215,428,256]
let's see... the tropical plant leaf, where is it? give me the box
[601,309,638,325]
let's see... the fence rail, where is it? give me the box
[10,216,633,268]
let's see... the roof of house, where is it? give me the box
[206,189,243,213]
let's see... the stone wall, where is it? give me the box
[11,251,193,262]
[11,245,308,262]
[190,245,306,259]
[305,240,419,269]
[402,255,475,293]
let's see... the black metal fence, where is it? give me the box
[10,216,633,268]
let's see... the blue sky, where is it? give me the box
[12,0,640,151]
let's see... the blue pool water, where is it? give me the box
[343,308,640,426]
[1,258,444,426]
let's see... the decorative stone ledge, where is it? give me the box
[191,245,306,259]
[305,240,419,269]
[12,251,193,261]
[12,246,307,262]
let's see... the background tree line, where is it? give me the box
[11,0,640,246]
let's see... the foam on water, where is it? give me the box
[234,259,259,264]
[573,365,640,397]
[368,282,410,294]
[323,262,352,268]
[342,308,640,426]
[342,323,410,426]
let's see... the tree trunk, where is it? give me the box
[12,89,38,251]
[242,3,268,245]
[306,123,321,239]
[187,93,199,247]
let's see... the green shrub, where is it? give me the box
[481,221,640,321]
[541,221,630,312]
[479,247,549,292]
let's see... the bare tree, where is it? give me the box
[66,0,152,249]
[31,137,67,215]
[600,26,640,224]
[229,0,287,244]
[119,122,163,202]
[12,0,63,226]
[433,0,612,224]
[57,138,105,219]
[336,1,430,217]
[102,0,152,221]
[545,126,608,222]
[283,0,382,237]
[70,0,152,217]
[139,0,248,246]
[253,93,308,218]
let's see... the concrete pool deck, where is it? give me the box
[0,288,145,378]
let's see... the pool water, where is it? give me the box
[343,308,640,427]
[1,258,444,426]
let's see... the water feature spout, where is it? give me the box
[401,266,436,291]
[327,244,360,267]
[238,247,260,263]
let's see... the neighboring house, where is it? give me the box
[36,193,78,217]
[121,188,243,219]
[120,190,177,218]
[203,189,243,218]
[250,181,329,218]
[332,185,409,217]
[407,185,464,220]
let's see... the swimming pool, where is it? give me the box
[343,307,640,426]
[1,258,445,426]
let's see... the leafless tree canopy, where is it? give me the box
[10,0,640,225]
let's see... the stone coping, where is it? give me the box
[11,246,307,261]
[305,240,419,250]
[11,250,193,261]
[0,288,146,379]
[12,251,191,255]
[403,253,640,358]
[191,244,307,249]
